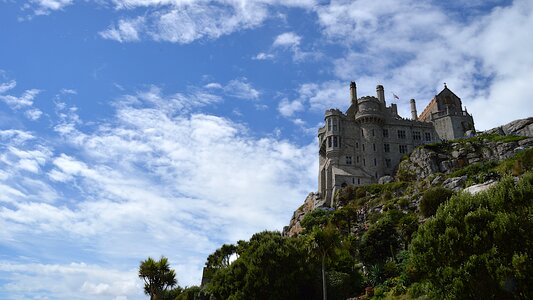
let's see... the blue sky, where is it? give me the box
[0,0,532,299]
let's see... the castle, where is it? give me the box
[318,82,475,205]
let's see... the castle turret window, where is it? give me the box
[328,119,332,131]
[361,129,364,137]
[346,156,352,165]
[328,136,332,148]
[384,144,390,153]
[383,129,389,138]
[333,136,338,147]
[398,130,406,139]
[333,119,338,131]
[425,132,431,141]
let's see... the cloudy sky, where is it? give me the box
[0,0,532,299]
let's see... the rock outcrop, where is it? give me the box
[485,117,533,137]
[283,193,319,237]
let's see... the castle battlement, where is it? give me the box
[318,82,475,205]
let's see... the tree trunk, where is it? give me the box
[322,253,327,300]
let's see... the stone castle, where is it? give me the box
[318,82,475,204]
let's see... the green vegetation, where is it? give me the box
[139,256,178,300]
[419,187,453,218]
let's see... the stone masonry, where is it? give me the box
[318,82,475,205]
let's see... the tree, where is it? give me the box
[139,256,177,300]
[308,225,342,300]
[408,174,533,299]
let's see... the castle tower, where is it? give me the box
[410,99,418,120]
[355,96,384,181]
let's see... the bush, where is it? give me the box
[408,173,533,299]
[419,187,453,218]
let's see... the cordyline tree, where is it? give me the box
[308,224,342,300]
[139,256,177,300]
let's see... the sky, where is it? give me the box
[0,0,532,299]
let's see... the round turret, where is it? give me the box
[355,96,384,124]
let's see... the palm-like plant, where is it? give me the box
[139,256,177,300]
[308,225,341,300]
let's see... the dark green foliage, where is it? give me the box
[449,160,498,179]
[359,217,400,266]
[419,187,453,217]
[300,208,333,232]
[408,173,533,299]
[207,231,321,300]
[175,286,201,300]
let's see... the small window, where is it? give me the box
[399,145,407,153]
[362,144,365,151]
[356,142,359,149]
[328,119,332,131]
[333,136,338,147]
[373,143,376,151]
[398,130,406,139]
[356,156,360,163]
[413,131,421,140]
[363,159,366,166]
[383,129,389,138]
[357,178,361,185]
[361,129,364,137]
[328,136,331,148]
[346,156,352,165]
[352,178,355,184]
[385,158,391,168]
[372,129,375,136]
[333,119,338,131]
[374,158,377,166]
[384,144,390,153]
[425,132,431,141]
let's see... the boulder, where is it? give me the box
[464,180,497,195]
[378,175,394,184]
[443,175,467,192]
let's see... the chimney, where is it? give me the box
[350,81,357,105]
[410,98,418,120]
[376,85,385,105]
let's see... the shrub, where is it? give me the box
[419,187,453,218]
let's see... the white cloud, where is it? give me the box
[273,31,301,48]
[99,17,145,43]
[25,108,43,120]
[253,52,275,60]
[223,78,260,100]
[0,80,16,94]
[24,0,73,16]
[0,89,40,109]
[278,98,304,117]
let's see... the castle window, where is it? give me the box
[374,158,377,166]
[384,144,390,153]
[346,156,352,165]
[398,130,406,139]
[328,136,332,148]
[383,129,389,138]
[328,119,332,131]
[356,142,359,149]
[333,119,338,131]
[413,131,421,140]
[399,145,407,153]
[358,178,361,185]
[352,178,355,184]
[361,129,364,137]
[385,158,391,168]
[425,132,432,141]
[372,129,375,136]
[333,136,338,147]
[373,143,376,151]
[362,144,365,151]
[356,156,360,163]
[363,159,366,166]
